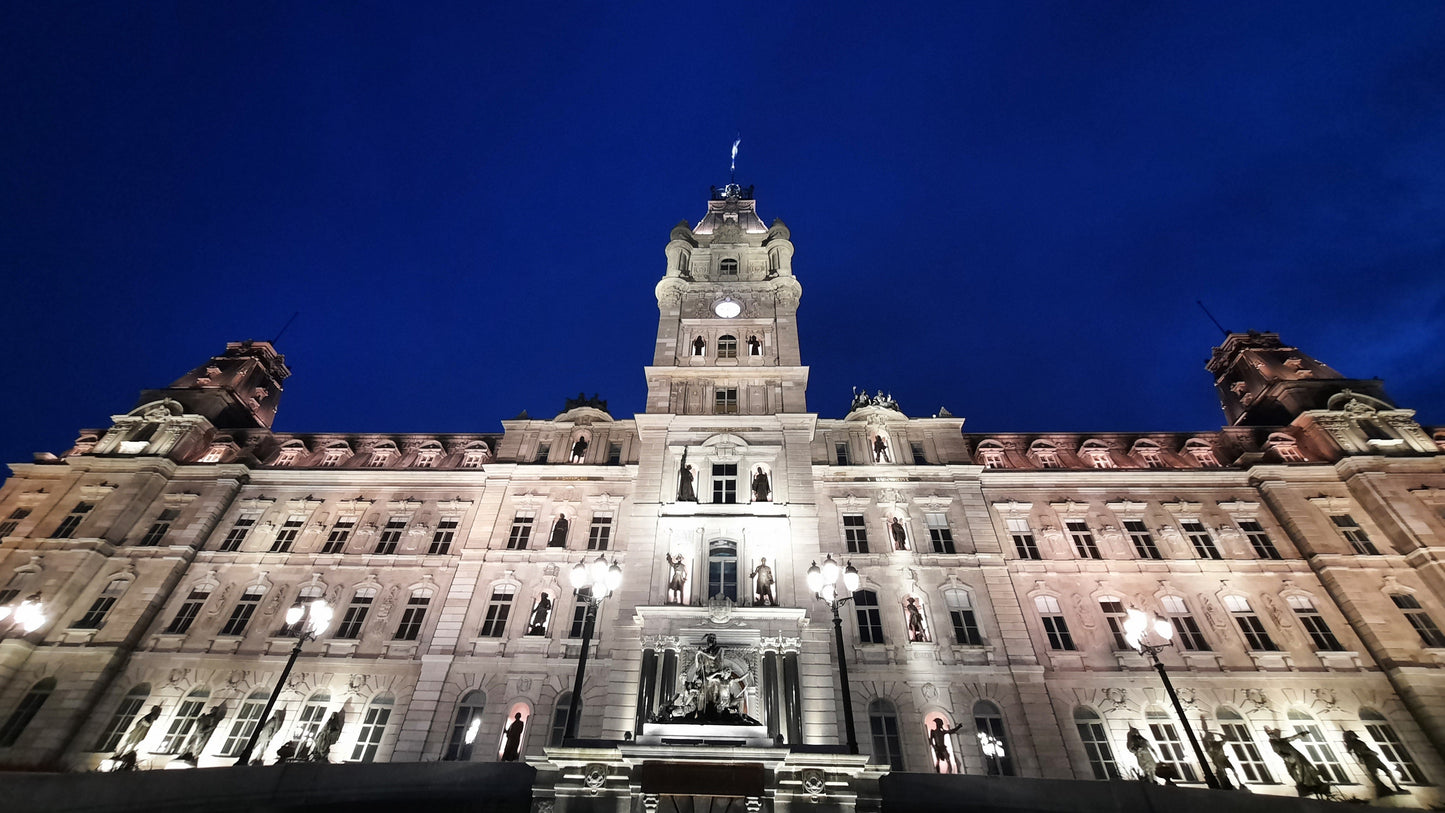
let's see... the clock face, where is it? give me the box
[714,298,741,319]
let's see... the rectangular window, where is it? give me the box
[394,593,429,640]
[1139,449,1165,468]
[925,512,955,554]
[1035,596,1075,650]
[534,443,550,463]
[1066,521,1100,559]
[568,589,592,638]
[607,443,622,465]
[834,442,851,465]
[1124,520,1161,560]
[1181,521,1222,559]
[1287,595,1344,651]
[1007,518,1040,560]
[481,586,515,637]
[335,589,374,639]
[270,515,305,553]
[165,588,210,634]
[711,463,738,504]
[72,578,127,629]
[137,508,179,547]
[1331,514,1379,555]
[1219,722,1273,783]
[413,450,439,468]
[350,704,391,762]
[367,451,392,468]
[220,586,265,636]
[219,514,258,552]
[948,593,983,646]
[714,387,738,415]
[322,516,356,554]
[1147,719,1198,782]
[461,451,485,468]
[200,446,226,463]
[854,591,884,644]
[1161,596,1211,651]
[909,442,928,465]
[320,449,346,467]
[0,507,32,537]
[1099,598,1130,650]
[375,516,406,555]
[272,449,299,466]
[1392,594,1445,648]
[587,515,613,551]
[53,502,94,538]
[1223,595,1278,651]
[1238,520,1282,559]
[430,518,458,555]
[507,512,535,550]
[843,514,869,554]
[980,450,1004,468]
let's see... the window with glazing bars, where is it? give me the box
[1287,595,1344,651]
[72,577,127,629]
[480,585,515,637]
[946,591,983,645]
[843,514,869,553]
[834,442,851,465]
[1066,521,1100,559]
[1035,596,1075,650]
[157,691,209,753]
[924,512,955,553]
[0,507,31,537]
[138,508,179,546]
[219,691,269,756]
[270,515,304,553]
[1007,517,1040,559]
[1147,714,1197,782]
[712,464,738,503]
[1123,520,1161,559]
[93,687,149,752]
[587,514,612,550]
[1180,521,1221,559]
[393,592,429,640]
[374,516,406,554]
[1391,594,1445,647]
[1223,595,1278,651]
[507,512,535,549]
[854,590,884,644]
[53,502,93,538]
[1098,597,1130,650]
[430,518,458,555]
[220,586,265,635]
[1238,520,1282,559]
[1331,514,1379,555]
[1161,596,1210,651]
[219,514,257,552]
[335,588,375,639]
[1361,712,1426,784]
[714,387,738,415]
[350,699,392,761]
[1075,709,1120,779]
[1217,713,1272,783]
[322,516,355,554]
[165,587,210,634]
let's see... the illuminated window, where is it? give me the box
[414,449,440,467]
[461,450,485,468]
[1360,709,1426,784]
[974,700,1014,776]
[980,449,1005,468]
[367,450,393,468]
[1287,709,1349,784]
[1084,449,1116,469]
[157,688,210,753]
[320,448,347,467]
[273,448,301,466]
[444,691,486,761]
[292,691,330,746]
[200,445,226,463]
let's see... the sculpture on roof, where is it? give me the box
[850,387,902,414]
[563,393,609,414]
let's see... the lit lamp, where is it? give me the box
[0,593,46,636]
[233,599,333,766]
[806,555,861,754]
[564,555,622,742]
[1122,608,1222,789]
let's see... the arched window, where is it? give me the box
[973,700,1014,776]
[0,677,55,747]
[1359,708,1426,784]
[549,692,575,745]
[293,690,331,745]
[444,691,487,761]
[158,687,211,753]
[351,693,393,762]
[94,684,151,752]
[867,698,903,770]
[1286,709,1348,783]
[707,539,738,601]
[719,258,738,276]
[717,335,738,359]
[220,689,270,757]
[1145,708,1195,781]
[1073,707,1119,779]
[1215,706,1272,783]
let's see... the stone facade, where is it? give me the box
[2,183,1444,809]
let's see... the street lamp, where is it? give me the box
[233,598,333,766]
[0,593,46,636]
[1122,608,1222,789]
[806,555,861,754]
[564,555,622,742]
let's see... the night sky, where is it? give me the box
[4,3,1444,468]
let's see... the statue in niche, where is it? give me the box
[310,711,344,762]
[889,518,908,551]
[906,597,928,642]
[928,717,965,773]
[1127,726,1158,782]
[873,435,891,463]
[751,467,771,502]
[501,713,526,761]
[177,703,226,761]
[751,558,775,606]
[747,335,761,355]
[549,515,569,548]
[692,336,706,357]
[1342,730,1407,796]
[114,705,162,760]
[1266,727,1332,797]
[250,709,286,765]
[1201,731,1239,790]
[677,465,697,502]
[665,553,689,604]
[527,593,552,635]
[570,437,588,463]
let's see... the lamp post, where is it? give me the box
[564,555,622,742]
[0,593,46,637]
[806,555,861,755]
[233,598,333,766]
[1122,608,1222,789]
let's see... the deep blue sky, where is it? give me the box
[3,3,1444,467]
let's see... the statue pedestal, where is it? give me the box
[639,723,771,747]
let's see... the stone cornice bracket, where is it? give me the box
[1307,495,1353,514]
[990,499,1032,515]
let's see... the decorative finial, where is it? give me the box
[730,134,741,183]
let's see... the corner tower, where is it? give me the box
[644,184,806,415]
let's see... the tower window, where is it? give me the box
[719,258,738,276]
[714,387,738,414]
[834,442,852,465]
[711,464,738,504]
[717,335,738,359]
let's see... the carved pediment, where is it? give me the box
[1161,500,1202,515]
[162,491,201,506]
[78,483,118,500]
[1049,499,1090,517]
[1216,499,1261,514]
[835,494,870,510]
[587,493,624,511]
[238,497,276,511]
[990,500,1033,515]
[286,496,324,511]
[1104,499,1148,515]
[387,498,424,513]
[14,490,49,507]
[335,498,374,514]
[912,494,953,511]
[513,494,545,510]
[437,498,474,513]
[1307,495,1353,514]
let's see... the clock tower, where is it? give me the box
[644,184,806,416]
